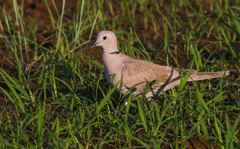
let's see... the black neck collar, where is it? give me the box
[109,51,120,54]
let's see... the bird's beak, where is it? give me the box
[91,41,100,49]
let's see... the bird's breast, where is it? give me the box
[103,55,123,84]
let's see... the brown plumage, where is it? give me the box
[91,31,230,98]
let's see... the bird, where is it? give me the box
[91,30,230,98]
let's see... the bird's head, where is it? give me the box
[91,31,118,52]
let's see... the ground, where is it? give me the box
[0,0,239,148]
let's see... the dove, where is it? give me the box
[91,31,230,98]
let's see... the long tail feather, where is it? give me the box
[187,71,230,81]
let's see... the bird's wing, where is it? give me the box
[120,60,181,91]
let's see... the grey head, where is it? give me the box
[91,31,119,52]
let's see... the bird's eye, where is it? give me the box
[103,36,107,40]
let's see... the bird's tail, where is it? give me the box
[187,71,230,81]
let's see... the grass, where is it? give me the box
[0,0,240,148]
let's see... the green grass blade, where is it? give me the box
[95,82,119,114]
[0,69,26,113]
[137,97,148,132]
[179,60,194,91]
[196,89,211,115]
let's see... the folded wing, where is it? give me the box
[120,60,181,91]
